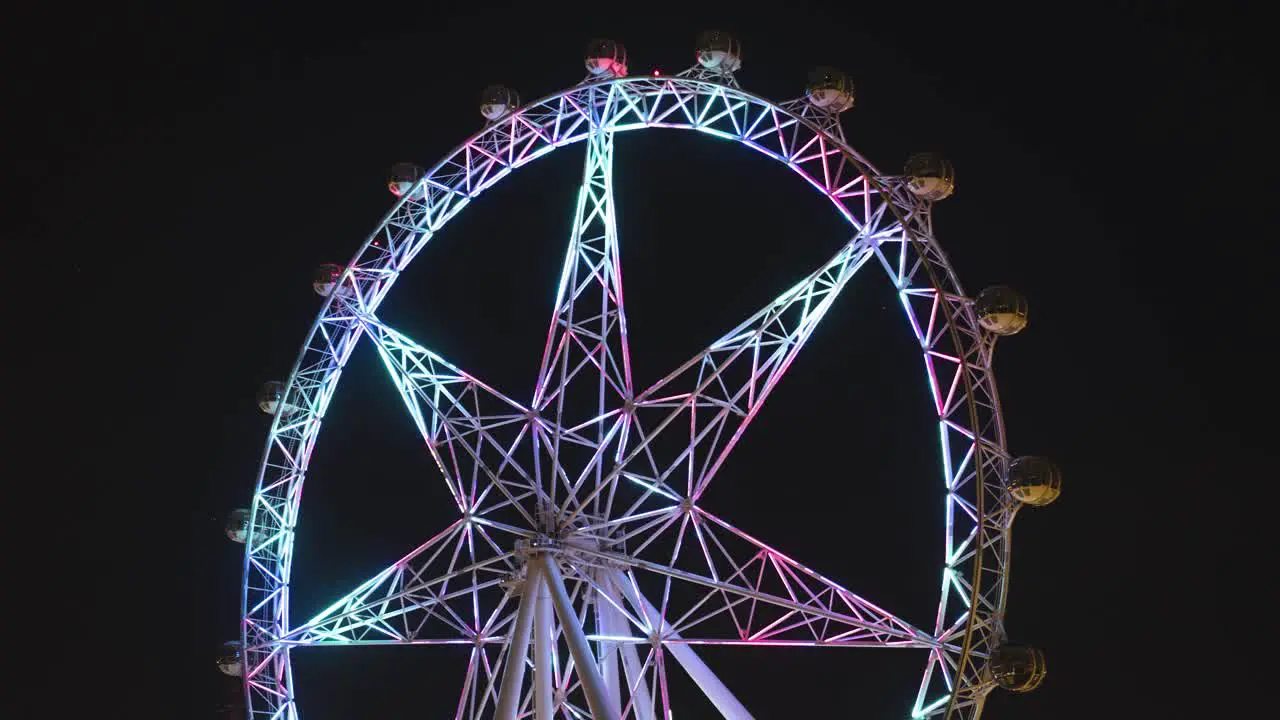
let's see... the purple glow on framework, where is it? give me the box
[245,77,1004,720]
[924,354,945,415]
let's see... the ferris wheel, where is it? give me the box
[220,31,1060,720]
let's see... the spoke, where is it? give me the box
[564,214,893,530]
[533,83,634,514]
[358,313,544,527]
[572,507,935,650]
[274,519,529,647]
[613,570,753,720]
[456,648,479,720]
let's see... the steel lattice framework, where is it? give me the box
[240,71,1018,720]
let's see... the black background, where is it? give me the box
[12,1,1270,717]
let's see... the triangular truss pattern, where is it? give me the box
[243,78,1013,720]
[358,314,545,526]
[568,509,934,650]
[563,215,893,531]
[533,82,635,491]
[453,644,510,719]
[859,189,1012,718]
[779,97,847,143]
[278,520,526,646]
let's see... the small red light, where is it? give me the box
[653,69,661,76]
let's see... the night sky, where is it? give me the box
[17,2,1269,718]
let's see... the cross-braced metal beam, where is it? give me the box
[243,75,1015,720]
[533,82,635,516]
[560,215,891,532]
[276,520,525,647]
[358,314,545,526]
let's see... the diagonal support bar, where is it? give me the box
[585,534,933,649]
[593,570,624,717]
[564,215,893,530]
[495,561,540,720]
[615,570,754,720]
[533,568,555,720]
[533,83,635,512]
[358,313,544,524]
[532,553,621,720]
[592,572,656,720]
[277,520,521,647]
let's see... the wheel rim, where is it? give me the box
[240,75,1013,720]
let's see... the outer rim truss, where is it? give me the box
[241,75,1013,720]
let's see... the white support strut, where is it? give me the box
[494,562,540,720]
[593,570,624,717]
[616,571,755,720]
[602,574,655,720]
[533,554,621,720]
[534,569,555,720]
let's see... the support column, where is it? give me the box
[615,571,754,720]
[601,575,655,720]
[495,563,540,720]
[594,571,623,717]
[532,554,621,720]
[534,570,555,720]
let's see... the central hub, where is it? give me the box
[513,505,623,576]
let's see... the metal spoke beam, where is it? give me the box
[532,553,621,720]
[358,313,545,525]
[532,82,635,515]
[578,536,935,649]
[533,567,555,720]
[562,216,891,530]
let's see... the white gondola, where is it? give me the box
[584,39,627,78]
[387,162,423,198]
[904,152,956,201]
[480,85,520,121]
[257,381,300,416]
[975,285,1029,335]
[695,30,742,72]
[225,508,250,543]
[216,640,243,677]
[806,67,855,112]
[1006,456,1062,506]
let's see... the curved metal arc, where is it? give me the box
[242,75,1008,720]
[879,197,1009,718]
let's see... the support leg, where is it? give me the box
[533,554,621,720]
[534,572,555,720]
[594,571,623,717]
[495,564,540,720]
[602,575,655,720]
[616,572,754,720]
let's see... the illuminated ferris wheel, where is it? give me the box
[221,31,1060,720]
